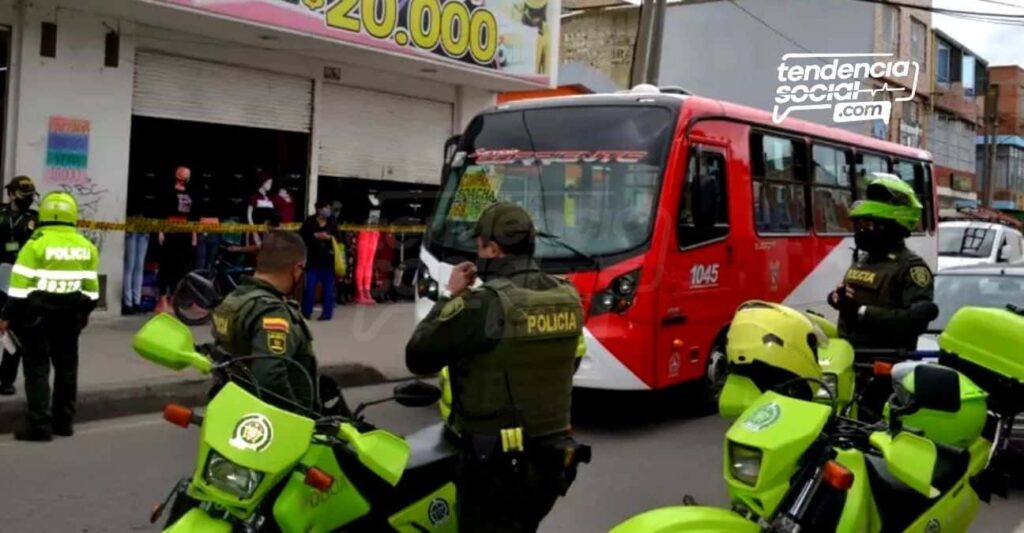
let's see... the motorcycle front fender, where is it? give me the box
[163,508,232,533]
[609,506,760,533]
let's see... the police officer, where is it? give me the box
[210,231,321,413]
[828,173,937,418]
[406,202,589,533]
[0,176,39,396]
[0,192,99,441]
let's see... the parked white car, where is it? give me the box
[937,221,1024,271]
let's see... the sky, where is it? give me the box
[933,0,1024,68]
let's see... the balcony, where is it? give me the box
[933,82,981,122]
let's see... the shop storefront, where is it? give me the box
[0,0,557,314]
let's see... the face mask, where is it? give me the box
[14,197,32,210]
[289,269,306,300]
[854,226,897,255]
[319,208,332,218]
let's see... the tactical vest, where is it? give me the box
[212,282,312,357]
[450,277,583,438]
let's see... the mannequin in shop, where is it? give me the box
[193,171,221,272]
[355,190,382,304]
[272,185,296,225]
[156,166,196,313]
[247,172,278,247]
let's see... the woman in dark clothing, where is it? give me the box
[299,201,339,320]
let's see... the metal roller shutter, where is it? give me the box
[319,84,453,184]
[133,51,313,133]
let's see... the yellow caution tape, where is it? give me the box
[75,217,426,234]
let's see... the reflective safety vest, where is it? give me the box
[448,277,584,438]
[7,225,100,304]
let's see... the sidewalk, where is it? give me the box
[0,303,418,433]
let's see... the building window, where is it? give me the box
[855,152,889,198]
[882,5,900,54]
[752,133,808,234]
[963,55,976,96]
[903,100,918,126]
[937,40,951,83]
[911,19,926,66]
[812,144,854,234]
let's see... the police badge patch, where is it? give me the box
[267,331,287,355]
[439,297,465,322]
[909,266,931,288]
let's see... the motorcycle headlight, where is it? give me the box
[728,442,762,486]
[816,373,838,401]
[204,451,263,499]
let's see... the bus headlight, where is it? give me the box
[728,442,762,486]
[590,269,641,316]
[417,264,439,301]
[204,451,263,499]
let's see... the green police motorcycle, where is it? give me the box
[610,302,1023,532]
[133,313,461,532]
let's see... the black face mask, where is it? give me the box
[475,256,496,282]
[854,223,900,256]
[14,198,32,211]
[289,270,306,301]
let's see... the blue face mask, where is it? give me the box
[318,209,332,218]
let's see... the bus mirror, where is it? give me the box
[444,135,462,165]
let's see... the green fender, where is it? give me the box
[609,506,759,533]
[163,508,232,533]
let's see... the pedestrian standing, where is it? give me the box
[299,201,339,321]
[1,191,99,441]
[156,166,195,313]
[0,176,39,396]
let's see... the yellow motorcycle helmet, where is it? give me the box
[725,301,825,400]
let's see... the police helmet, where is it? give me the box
[849,172,922,232]
[39,191,79,225]
[725,301,825,400]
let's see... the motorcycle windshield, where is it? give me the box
[202,382,316,472]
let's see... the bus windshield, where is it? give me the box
[428,105,675,261]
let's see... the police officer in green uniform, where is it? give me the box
[1,192,99,441]
[828,173,938,419]
[0,176,39,395]
[406,202,590,533]
[210,231,322,413]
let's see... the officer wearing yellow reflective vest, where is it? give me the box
[0,191,99,442]
[406,202,590,533]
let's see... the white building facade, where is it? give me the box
[0,0,558,312]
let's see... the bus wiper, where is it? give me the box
[536,231,600,269]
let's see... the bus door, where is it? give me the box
[656,138,734,388]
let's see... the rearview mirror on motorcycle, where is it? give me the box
[394,380,442,408]
[892,362,961,414]
[133,314,212,374]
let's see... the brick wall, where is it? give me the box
[561,8,639,89]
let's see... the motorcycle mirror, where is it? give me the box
[133,314,212,373]
[394,380,442,408]
[910,364,960,413]
[177,271,221,310]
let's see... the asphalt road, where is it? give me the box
[0,384,1021,532]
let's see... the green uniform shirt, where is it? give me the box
[838,246,934,351]
[3,224,99,320]
[0,204,39,265]
[211,277,318,412]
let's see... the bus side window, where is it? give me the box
[854,152,889,197]
[811,144,854,234]
[679,149,729,248]
[751,133,809,234]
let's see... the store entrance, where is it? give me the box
[316,175,438,304]
[124,116,309,312]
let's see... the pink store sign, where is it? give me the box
[160,0,554,84]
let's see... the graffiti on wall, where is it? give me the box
[45,116,90,185]
[44,116,108,251]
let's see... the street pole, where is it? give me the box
[646,0,667,85]
[630,0,655,87]
[984,83,1000,209]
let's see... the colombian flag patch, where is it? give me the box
[262,317,290,333]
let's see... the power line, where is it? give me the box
[974,0,1024,10]
[850,0,1024,20]
[727,0,817,57]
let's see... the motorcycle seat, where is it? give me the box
[865,443,970,533]
[405,422,460,470]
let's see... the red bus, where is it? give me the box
[415,86,936,400]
